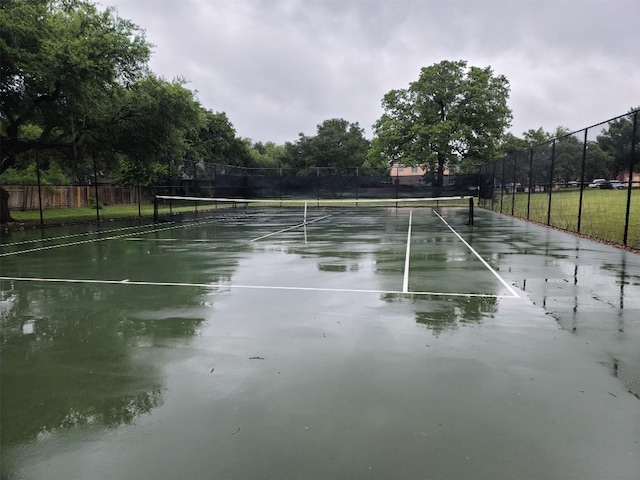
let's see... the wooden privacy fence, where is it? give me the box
[5,185,147,210]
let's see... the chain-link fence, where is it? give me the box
[2,153,478,227]
[480,110,639,249]
[5,110,636,249]
[155,163,478,201]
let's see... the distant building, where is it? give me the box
[389,164,451,185]
[616,170,640,184]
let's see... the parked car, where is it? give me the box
[503,182,523,192]
[588,179,607,188]
[609,180,626,189]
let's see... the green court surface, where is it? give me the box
[1,206,638,479]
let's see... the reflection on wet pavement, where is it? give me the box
[1,209,638,480]
[471,214,640,398]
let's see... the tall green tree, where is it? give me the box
[364,137,392,175]
[372,60,512,185]
[185,110,252,168]
[597,108,639,177]
[312,118,370,170]
[522,128,554,146]
[0,0,151,161]
[500,133,529,156]
[553,129,584,185]
[282,118,370,173]
[0,0,151,222]
[246,140,286,168]
[110,75,204,187]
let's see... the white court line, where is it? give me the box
[0,276,519,298]
[433,210,520,298]
[402,210,413,293]
[0,220,224,257]
[0,208,322,256]
[0,223,171,248]
[125,238,215,242]
[249,215,332,242]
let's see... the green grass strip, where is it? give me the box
[492,189,639,249]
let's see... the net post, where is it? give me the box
[468,196,474,226]
[153,196,158,222]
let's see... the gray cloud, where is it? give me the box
[106,0,640,144]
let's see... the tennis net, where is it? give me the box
[153,195,475,225]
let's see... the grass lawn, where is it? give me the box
[7,203,157,225]
[493,188,640,249]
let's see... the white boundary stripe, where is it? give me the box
[249,215,332,242]
[0,220,223,257]
[0,276,519,298]
[433,210,520,298]
[402,210,413,293]
[0,223,172,248]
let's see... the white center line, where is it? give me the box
[433,210,520,298]
[249,215,331,242]
[402,210,413,293]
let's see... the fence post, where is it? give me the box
[499,157,505,213]
[166,157,172,196]
[395,165,399,205]
[192,160,197,196]
[577,128,589,233]
[527,148,534,220]
[547,140,556,226]
[93,150,100,223]
[35,144,44,227]
[511,153,517,216]
[192,161,198,214]
[623,111,638,246]
[488,163,496,210]
[213,163,217,198]
[136,157,142,218]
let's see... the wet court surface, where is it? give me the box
[1,207,638,479]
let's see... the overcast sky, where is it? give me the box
[104,0,639,145]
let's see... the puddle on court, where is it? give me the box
[1,212,639,479]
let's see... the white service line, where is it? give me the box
[433,210,520,298]
[0,276,519,298]
[402,210,413,293]
[249,215,332,242]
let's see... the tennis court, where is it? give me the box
[1,200,638,479]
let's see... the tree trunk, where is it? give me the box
[0,187,14,224]
[435,154,445,187]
